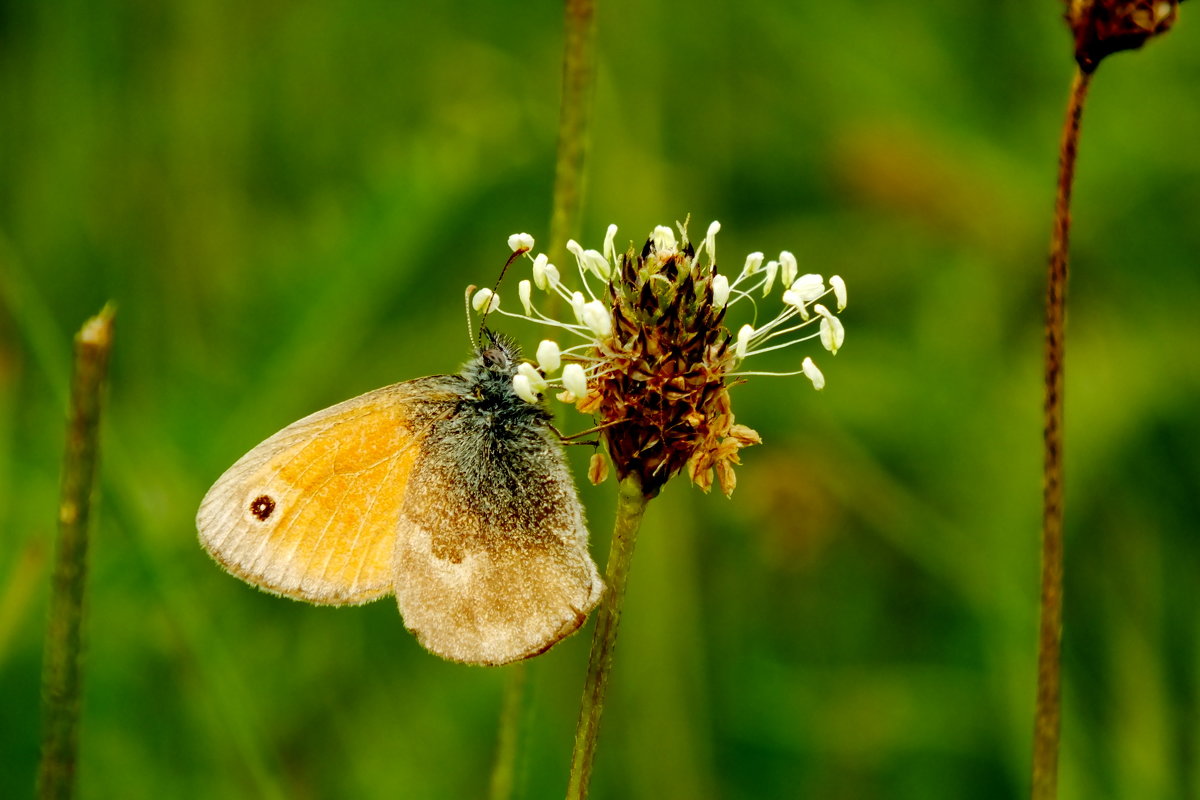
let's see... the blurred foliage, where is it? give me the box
[2,1,1198,798]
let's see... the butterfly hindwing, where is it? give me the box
[196,377,460,605]
[393,408,603,665]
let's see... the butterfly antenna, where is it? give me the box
[476,248,526,347]
[464,285,478,347]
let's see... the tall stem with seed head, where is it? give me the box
[1033,4,1179,796]
[1034,66,1091,800]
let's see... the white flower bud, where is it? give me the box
[544,262,560,288]
[536,340,562,373]
[652,225,677,255]
[581,300,612,337]
[815,304,845,354]
[820,317,845,355]
[736,324,754,360]
[763,260,779,297]
[516,362,548,393]
[471,288,499,314]
[791,273,825,302]
[532,253,549,290]
[711,274,730,308]
[830,275,847,311]
[603,223,618,264]
[781,289,803,311]
[562,363,588,398]
[582,248,611,280]
[567,239,585,264]
[780,251,798,287]
[508,232,535,253]
[743,251,764,276]
[802,357,825,391]
[705,220,721,264]
[518,279,532,315]
[512,374,538,404]
[570,291,586,324]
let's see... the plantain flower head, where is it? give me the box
[474,222,849,497]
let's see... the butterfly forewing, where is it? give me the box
[196,378,459,605]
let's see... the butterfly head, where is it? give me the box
[462,330,546,418]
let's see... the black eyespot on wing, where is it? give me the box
[250,494,276,521]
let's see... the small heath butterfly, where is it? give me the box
[196,332,603,666]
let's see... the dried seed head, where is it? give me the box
[1065,0,1179,72]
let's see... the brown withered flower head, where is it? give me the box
[1066,0,1180,72]
[473,223,847,497]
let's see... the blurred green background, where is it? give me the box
[3,1,1198,798]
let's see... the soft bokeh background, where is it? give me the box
[2,1,1198,798]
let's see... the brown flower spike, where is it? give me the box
[575,231,762,495]
[475,223,847,498]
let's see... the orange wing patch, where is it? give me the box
[249,413,420,599]
[197,380,458,605]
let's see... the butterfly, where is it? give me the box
[196,333,603,666]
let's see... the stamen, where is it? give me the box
[562,363,588,397]
[516,362,548,392]
[508,232,535,253]
[652,225,677,255]
[567,240,601,300]
[814,303,845,354]
[791,273,826,302]
[518,280,533,315]
[780,251,798,287]
[712,274,731,308]
[532,254,551,290]
[705,220,720,266]
[802,357,825,390]
[581,300,612,337]
[735,324,754,360]
[569,291,587,324]
[582,248,612,281]
[472,288,499,313]
[537,340,562,373]
[603,224,619,265]
[762,260,780,296]
[830,275,848,311]
[741,251,765,279]
[512,373,538,404]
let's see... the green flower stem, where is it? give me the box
[547,0,597,267]
[566,472,649,800]
[38,305,115,800]
[488,662,528,800]
[490,3,600,796]
[1033,66,1091,800]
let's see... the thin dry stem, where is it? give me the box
[1033,67,1091,800]
[38,305,115,800]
